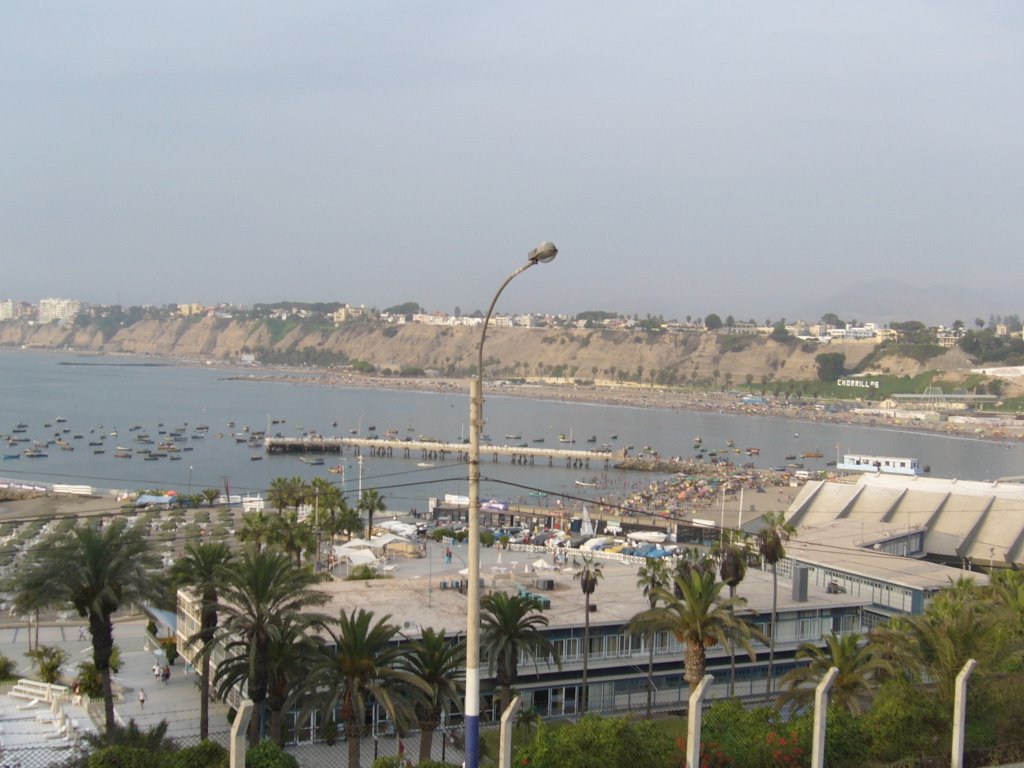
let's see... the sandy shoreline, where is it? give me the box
[220,367,1024,444]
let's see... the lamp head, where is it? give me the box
[527,241,558,264]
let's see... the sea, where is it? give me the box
[1,350,1021,513]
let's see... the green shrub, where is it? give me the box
[87,745,159,768]
[0,652,16,680]
[246,739,299,768]
[515,714,676,768]
[169,740,228,768]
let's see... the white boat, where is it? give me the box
[836,453,924,476]
[627,530,667,544]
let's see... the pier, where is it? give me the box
[264,436,623,470]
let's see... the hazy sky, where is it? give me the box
[3,2,1022,321]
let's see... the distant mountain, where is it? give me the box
[792,279,1023,326]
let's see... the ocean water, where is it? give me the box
[0,350,1020,512]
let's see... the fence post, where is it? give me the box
[811,666,839,768]
[685,675,713,768]
[229,700,254,768]
[952,659,977,768]
[498,695,522,768]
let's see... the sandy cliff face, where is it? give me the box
[0,318,973,382]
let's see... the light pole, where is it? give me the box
[465,241,557,768]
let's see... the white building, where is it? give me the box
[0,299,14,321]
[37,298,81,324]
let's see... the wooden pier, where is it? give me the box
[264,436,624,470]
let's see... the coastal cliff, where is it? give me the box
[0,317,975,385]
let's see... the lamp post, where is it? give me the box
[465,241,557,768]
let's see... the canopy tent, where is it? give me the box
[333,546,377,566]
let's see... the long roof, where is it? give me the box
[787,473,1024,569]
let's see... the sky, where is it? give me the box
[2,2,1023,323]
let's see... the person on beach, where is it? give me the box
[138,688,147,709]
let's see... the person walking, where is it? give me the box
[138,688,147,709]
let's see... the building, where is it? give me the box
[37,297,81,324]
[177,534,964,742]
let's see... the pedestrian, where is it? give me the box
[152,664,161,681]
[78,626,86,641]
[138,688,147,709]
[162,666,171,684]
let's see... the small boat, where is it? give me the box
[784,454,797,461]
[114,452,132,458]
[586,436,597,443]
[417,462,435,468]
[251,455,263,461]
[300,456,325,465]
[93,449,105,454]
[144,455,159,461]
[3,453,19,460]
[609,434,618,440]
[24,449,48,458]
[327,464,345,474]
[575,479,598,487]
[801,450,823,459]
[746,447,760,455]
[532,437,545,443]
[504,434,522,440]
[55,417,67,423]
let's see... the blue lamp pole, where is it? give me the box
[465,241,558,768]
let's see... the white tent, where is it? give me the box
[333,546,377,566]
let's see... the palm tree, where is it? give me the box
[200,488,221,506]
[15,519,159,741]
[629,568,764,694]
[401,628,466,763]
[634,558,669,717]
[758,510,796,697]
[268,476,294,513]
[777,632,892,714]
[303,608,425,768]
[332,506,364,543]
[573,555,603,713]
[170,541,234,740]
[239,509,272,553]
[213,610,320,745]
[715,531,749,696]
[212,549,329,745]
[358,488,386,538]
[480,592,560,715]
[269,510,315,566]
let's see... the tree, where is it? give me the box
[715,531,749,696]
[15,519,159,741]
[200,488,220,507]
[212,550,329,745]
[269,510,315,567]
[758,511,796,697]
[573,556,603,713]
[704,313,723,331]
[770,321,790,342]
[170,541,234,740]
[25,645,67,684]
[302,609,425,768]
[634,558,669,717]
[629,569,763,694]
[358,488,386,538]
[815,352,846,382]
[401,628,466,763]
[480,592,560,714]
[777,632,891,714]
[239,509,272,553]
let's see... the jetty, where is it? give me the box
[264,436,624,470]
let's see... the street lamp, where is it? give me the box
[465,240,557,768]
